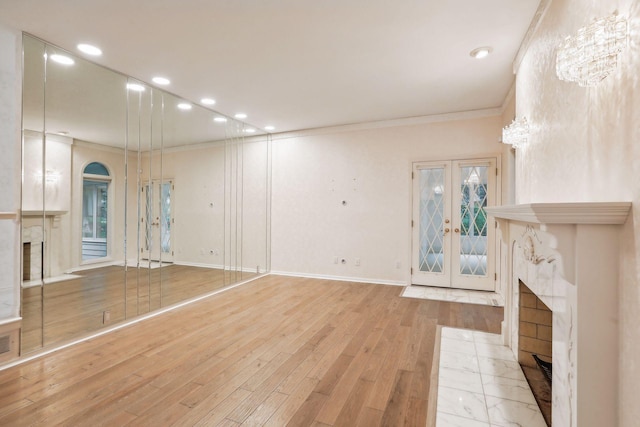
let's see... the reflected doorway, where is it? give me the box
[142,180,174,263]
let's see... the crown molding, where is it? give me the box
[512,0,553,75]
[269,108,502,141]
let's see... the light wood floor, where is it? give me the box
[5,275,503,426]
[22,265,257,353]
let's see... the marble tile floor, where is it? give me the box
[435,327,547,427]
[402,285,505,307]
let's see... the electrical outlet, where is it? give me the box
[396,261,402,269]
[103,310,111,324]
[355,258,361,266]
[333,256,338,264]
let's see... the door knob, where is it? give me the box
[444,228,450,234]
[445,219,450,224]
[454,228,460,233]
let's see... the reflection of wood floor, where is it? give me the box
[3,275,502,426]
[22,264,257,353]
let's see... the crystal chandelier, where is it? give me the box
[502,117,529,148]
[556,14,628,87]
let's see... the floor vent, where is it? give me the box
[0,335,10,355]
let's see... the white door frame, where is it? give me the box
[411,157,499,291]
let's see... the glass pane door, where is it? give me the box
[451,159,496,290]
[412,162,451,287]
[412,158,496,291]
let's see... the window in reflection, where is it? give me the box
[82,162,110,260]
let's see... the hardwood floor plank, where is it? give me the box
[0,276,503,426]
[379,369,413,426]
[264,376,319,426]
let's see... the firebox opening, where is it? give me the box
[519,280,552,426]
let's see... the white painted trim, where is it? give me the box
[0,317,21,327]
[269,270,407,287]
[512,0,553,75]
[486,202,632,224]
[174,261,225,270]
[0,273,267,372]
[0,212,18,220]
[270,108,502,141]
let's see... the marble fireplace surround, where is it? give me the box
[485,202,631,427]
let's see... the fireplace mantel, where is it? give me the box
[486,201,631,427]
[485,201,631,224]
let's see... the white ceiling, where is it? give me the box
[0,0,540,134]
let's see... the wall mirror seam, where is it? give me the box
[21,33,272,354]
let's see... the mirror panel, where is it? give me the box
[42,42,128,347]
[20,34,271,355]
[21,35,46,353]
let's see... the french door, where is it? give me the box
[411,159,496,291]
[141,180,174,262]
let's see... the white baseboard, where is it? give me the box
[174,261,225,270]
[269,270,407,287]
[175,261,261,274]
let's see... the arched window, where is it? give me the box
[82,162,111,260]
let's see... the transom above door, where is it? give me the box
[411,158,497,291]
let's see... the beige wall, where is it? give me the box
[271,115,504,284]
[513,0,639,424]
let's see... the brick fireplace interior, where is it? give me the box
[519,280,552,426]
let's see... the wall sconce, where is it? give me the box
[502,117,529,148]
[556,13,628,86]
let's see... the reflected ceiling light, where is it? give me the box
[152,76,170,85]
[502,117,529,148]
[234,113,247,119]
[244,128,256,133]
[50,54,74,65]
[126,83,145,92]
[200,98,216,105]
[556,13,628,86]
[469,46,492,59]
[56,131,69,136]
[177,103,192,110]
[214,117,228,123]
[264,126,275,131]
[77,43,102,56]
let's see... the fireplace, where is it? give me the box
[486,202,630,427]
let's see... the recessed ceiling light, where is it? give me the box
[126,83,146,92]
[201,98,216,105]
[470,46,493,59]
[264,126,275,131]
[152,76,170,85]
[77,43,102,56]
[235,113,247,119]
[214,117,228,123]
[244,128,256,133]
[177,103,192,110]
[50,54,74,65]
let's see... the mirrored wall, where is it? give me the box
[21,34,271,354]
